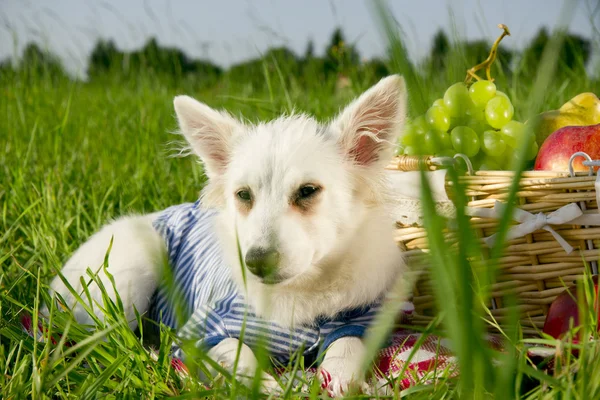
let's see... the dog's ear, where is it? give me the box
[174,95,240,177]
[331,75,407,168]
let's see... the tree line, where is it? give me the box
[0,27,594,89]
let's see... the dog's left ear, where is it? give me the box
[331,75,407,168]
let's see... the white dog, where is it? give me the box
[48,75,407,396]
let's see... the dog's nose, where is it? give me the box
[244,247,280,279]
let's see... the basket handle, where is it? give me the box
[387,155,474,174]
[386,155,435,171]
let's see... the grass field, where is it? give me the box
[2,3,600,398]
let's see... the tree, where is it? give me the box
[521,27,550,69]
[226,47,300,90]
[20,43,66,78]
[324,27,360,77]
[521,28,591,76]
[88,40,122,77]
[429,30,450,70]
[87,37,222,85]
[562,34,591,69]
[304,39,315,61]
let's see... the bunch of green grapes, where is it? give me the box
[397,80,537,171]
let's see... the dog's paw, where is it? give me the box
[260,372,283,395]
[319,368,369,397]
[318,337,370,397]
[206,338,282,394]
[206,338,257,383]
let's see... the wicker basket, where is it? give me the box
[387,153,600,335]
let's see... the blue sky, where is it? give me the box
[1,0,598,77]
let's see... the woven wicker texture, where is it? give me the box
[387,155,600,335]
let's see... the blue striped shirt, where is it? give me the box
[150,201,380,363]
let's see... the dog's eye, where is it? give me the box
[297,185,320,199]
[236,189,252,202]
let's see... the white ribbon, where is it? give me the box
[467,201,584,254]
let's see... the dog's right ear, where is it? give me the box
[174,95,240,178]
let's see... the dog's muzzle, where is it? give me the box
[244,247,281,283]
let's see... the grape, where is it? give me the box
[450,115,469,130]
[526,140,539,161]
[466,107,490,135]
[439,131,452,150]
[502,147,517,169]
[432,98,445,108]
[437,149,456,158]
[496,91,509,99]
[469,80,497,108]
[490,153,508,170]
[467,107,486,121]
[471,154,486,171]
[413,115,429,135]
[401,132,417,147]
[500,121,532,148]
[481,130,507,157]
[444,83,473,118]
[470,120,493,138]
[404,146,417,155]
[426,105,451,132]
[422,130,452,155]
[479,158,502,171]
[400,122,417,147]
[399,80,524,171]
[401,117,428,148]
[451,126,480,157]
[485,95,514,129]
[423,130,442,154]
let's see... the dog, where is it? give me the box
[47,75,408,396]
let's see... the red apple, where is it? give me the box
[534,123,600,172]
[543,276,600,342]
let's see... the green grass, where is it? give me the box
[2,3,600,398]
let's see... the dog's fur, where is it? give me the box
[48,75,408,395]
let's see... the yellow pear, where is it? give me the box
[532,92,600,144]
[560,92,600,115]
